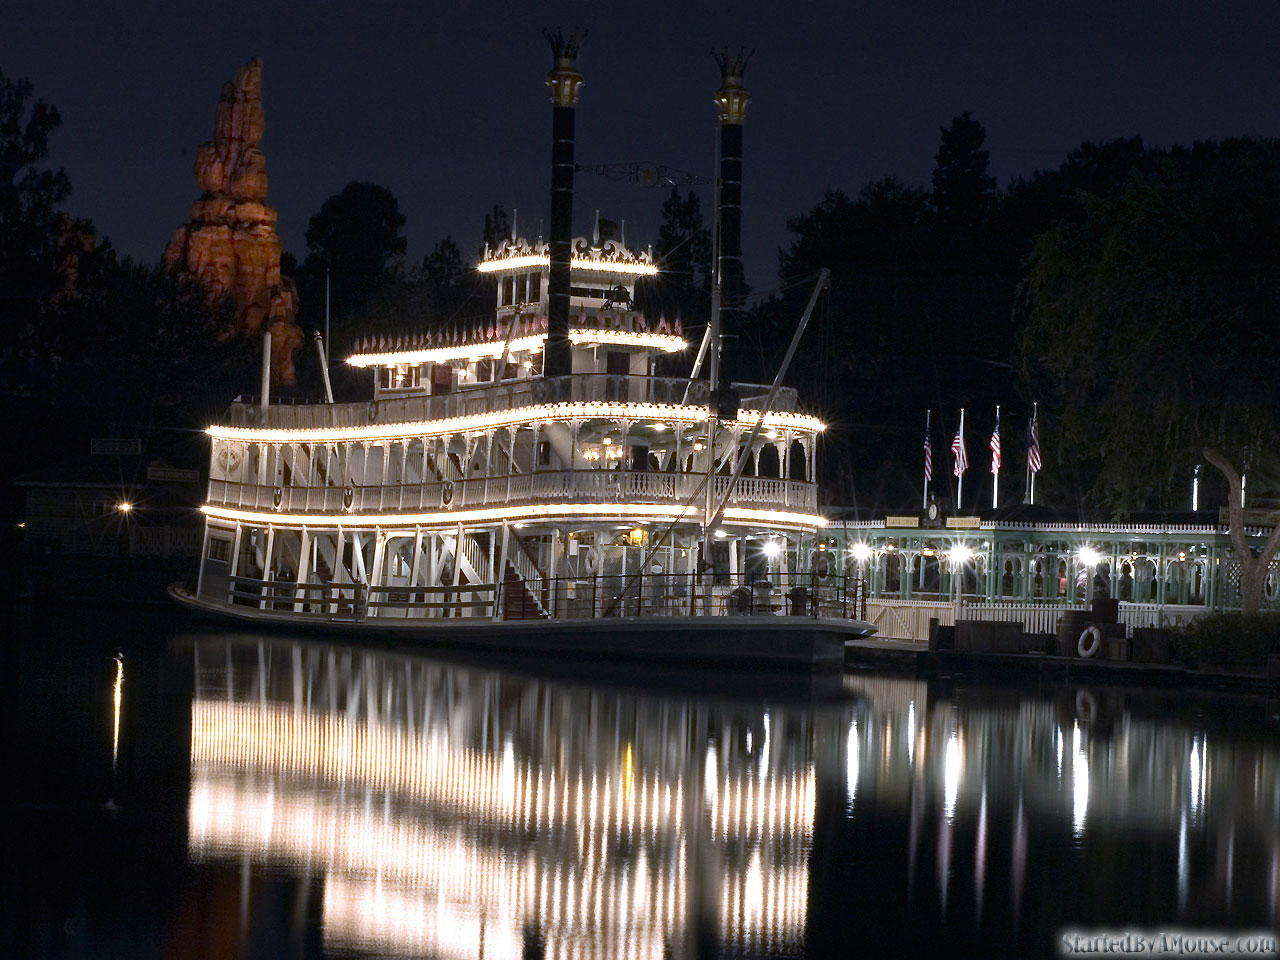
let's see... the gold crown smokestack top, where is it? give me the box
[711,48,751,412]
[543,29,586,382]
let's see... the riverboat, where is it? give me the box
[170,40,874,665]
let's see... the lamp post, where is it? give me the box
[1077,546,1101,603]
[948,543,973,622]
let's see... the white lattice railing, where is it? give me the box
[206,470,818,518]
[865,598,1214,641]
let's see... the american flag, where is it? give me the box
[990,414,1001,474]
[1028,417,1042,473]
[923,433,933,483]
[951,428,967,477]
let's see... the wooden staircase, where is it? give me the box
[502,564,548,619]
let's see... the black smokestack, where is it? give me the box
[543,29,586,380]
[712,49,751,371]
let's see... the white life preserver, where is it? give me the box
[583,546,601,574]
[1078,625,1104,659]
[272,485,283,509]
[812,551,831,581]
[343,485,355,511]
[441,480,455,507]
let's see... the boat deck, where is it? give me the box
[171,584,873,670]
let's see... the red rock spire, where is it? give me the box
[167,57,303,384]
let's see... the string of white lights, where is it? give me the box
[199,501,826,531]
[205,401,824,443]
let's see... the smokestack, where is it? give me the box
[543,29,586,380]
[712,49,751,388]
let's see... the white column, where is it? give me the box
[294,527,311,613]
[493,522,511,621]
[368,531,386,618]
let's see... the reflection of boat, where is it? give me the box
[172,636,1280,955]
[171,41,874,665]
[187,636,845,958]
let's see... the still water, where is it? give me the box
[8,605,1280,958]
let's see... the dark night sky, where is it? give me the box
[8,1,1280,292]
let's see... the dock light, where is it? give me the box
[849,542,872,561]
[1077,546,1101,567]
[763,540,782,559]
[117,501,133,514]
[947,544,973,565]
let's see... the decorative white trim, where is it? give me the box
[200,501,825,531]
[347,328,684,367]
[206,401,824,443]
[476,236,657,276]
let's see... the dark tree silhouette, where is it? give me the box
[1021,139,1280,610]
[300,181,407,323]
[932,112,996,228]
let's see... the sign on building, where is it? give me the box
[91,438,142,456]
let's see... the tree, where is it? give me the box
[1020,141,1280,611]
[423,235,463,289]
[301,181,407,319]
[654,187,711,291]
[932,112,996,228]
[482,205,510,253]
[0,68,73,358]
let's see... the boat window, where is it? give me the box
[207,537,231,562]
[431,364,453,395]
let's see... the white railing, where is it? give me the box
[865,599,956,641]
[128,526,201,558]
[865,598,1213,641]
[206,470,818,519]
[223,376,798,431]
[837,518,1273,538]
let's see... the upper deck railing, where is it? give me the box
[207,469,819,517]
[223,375,802,431]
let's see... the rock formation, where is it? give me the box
[167,57,303,383]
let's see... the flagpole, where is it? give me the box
[956,407,965,512]
[1028,402,1037,505]
[992,404,1000,510]
[923,408,931,510]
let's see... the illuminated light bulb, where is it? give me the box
[118,501,133,513]
[1078,546,1101,567]
[849,542,872,561]
[762,540,782,559]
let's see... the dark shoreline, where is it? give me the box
[845,637,1280,698]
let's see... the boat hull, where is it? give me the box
[169,584,872,670]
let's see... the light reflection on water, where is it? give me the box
[187,639,825,958]
[180,639,1280,958]
[840,673,1280,944]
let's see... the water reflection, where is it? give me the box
[187,639,838,958]
[178,640,1280,958]
[841,674,1280,936]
